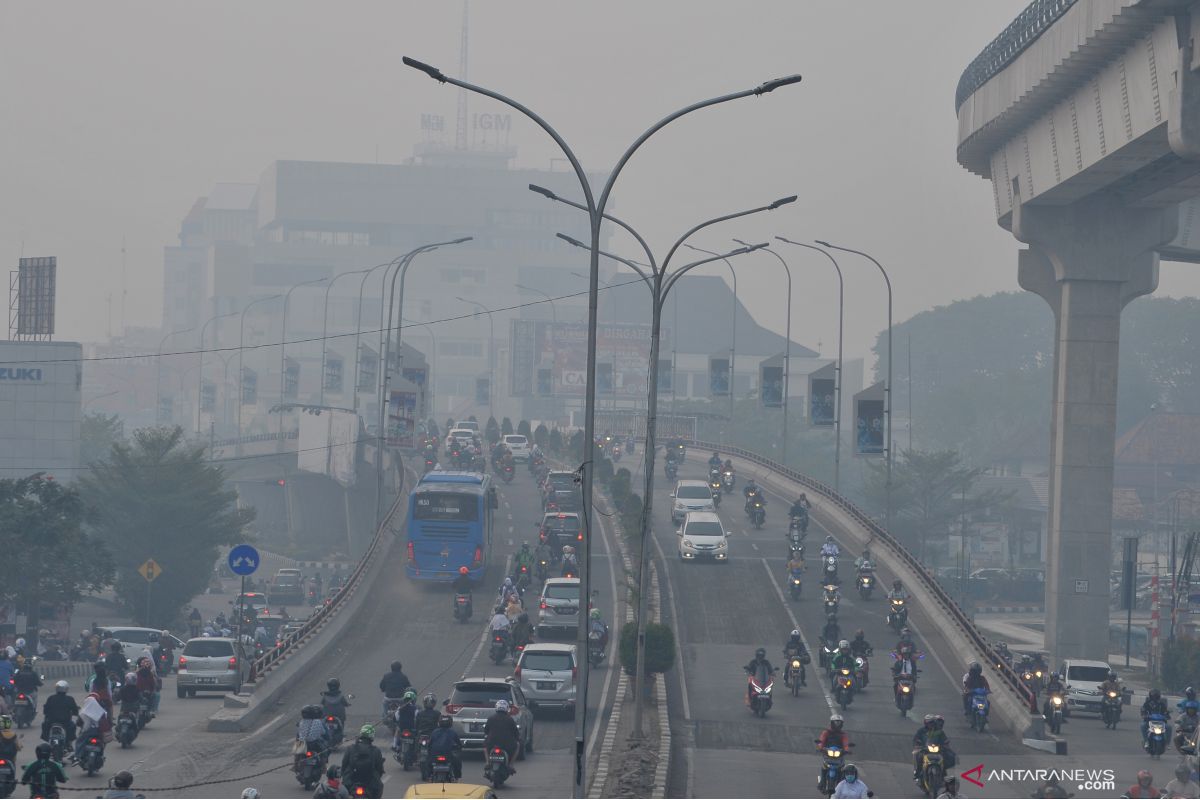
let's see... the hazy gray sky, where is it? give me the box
[4,1,1199,361]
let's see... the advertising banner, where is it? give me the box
[387,390,418,448]
[759,355,784,408]
[284,357,300,399]
[537,368,553,397]
[854,381,885,456]
[241,367,257,405]
[509,320,652,398]
[657,358,673,394]
[709,356,730,396]
[597,362,613,395]
[357,344,378,392]
[402,365,427,387]
[323,353,344,394]
[809,362,837,427]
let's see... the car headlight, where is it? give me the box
[683,540,693,548]
[674,502,685,511]
[715,540,727,549]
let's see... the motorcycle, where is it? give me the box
[11,694,34,729]
[453,592,473,623]
[790,510,809,534]
[1176,712,1198,753]
[295,745,324,791]
[489,632,510,665]
[895,675,917,716]
[918,742,946,797]
[785,655,806,697]
[664,460,678,480]
[535,556,550,583]
[0,755,13,799]
[788,570,803,601]
[821,585,840,617]
[382,699,402,734]
[78,733,105,777]
[1145,712,1169,757]
[417,734,432,781]
[1101,689,1122,729]
[969,687,990,732]
[722,469,735,493]
[709,479,723,508]
[816,740,849,798]
[393,729,416,769]
[423,457,436,474]
[818,642,837,672]
[747,498,766,530]
[136,695,154,730]
[611,444,622,462]
[325,714,345,749]
[155,649,173,676]
[431,752,457,784]
[787,531,805,559]
[485,746,511,789]
[501,464,515,483]
[887,598,908,631]
[853,655,870,689]
[821,556,838,584]
[834,666,854,710]
[46,724,67,763]
[857,572,876,600]
[1046,691,1065,735]
[746,666,775,718]
[115,711,138,749]
[588,630,605,667]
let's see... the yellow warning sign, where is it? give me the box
[138,559,163,582]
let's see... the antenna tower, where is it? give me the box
[456,0,469,150]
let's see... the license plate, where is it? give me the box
[196,677,217,684]
[469,721,485,732]
[536,681,557,690]
[555,607,577,615]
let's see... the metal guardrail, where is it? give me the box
[247,479,407,682]
[686,438,1037,712]
[955,0,1077,111]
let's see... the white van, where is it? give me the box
[504,434,531,462]
[677,511,729,562]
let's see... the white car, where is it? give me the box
[1059,658,1113,715]
[670,479,716,525]
[100,626,186,665]
[504,434,531,462]
[537,577,581,636]
[677,511,729,561]
[454,420,480,434]
[515,642,577,714]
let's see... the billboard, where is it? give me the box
[387,390,418,448]
[597,362,613,395]
[809,362,837,427]
[16,257,56,338]
[509,320,653,398]
[323,353,343,394]
[854,381,885,455]
[357,344,378,392]
[402,365,427,387]
[299,408,359,486]
[284,357,300,399]
[709,356,730,396]
[537,368,553,396]
[241,367,258,405]
[760,365,783,408]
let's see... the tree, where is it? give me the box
[548,428,563,454]
[863,449,1011,564]
[81,413,125,466]
[533,423,549,449]
[501,417,514,436]
[619,621,676,676]
[0,475,113,651]
[80,426,254,627]
[518,420,532,440]
[445,417,455,434]
[485,416,500,445]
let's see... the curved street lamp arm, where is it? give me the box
[556,234,653,291]
[662,245,764,300]
[530,184,657,271]
[662,197,794,272]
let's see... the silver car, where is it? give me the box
[515,643,577,714]
[537,578,580,637]
[444,678,535,753]
[670,479,717,525]
[175,637,248,697]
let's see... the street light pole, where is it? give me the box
[353,258,404,415]
[236,294,282,440]
[456,297,495,411]
[776,238,845,493]
[156,326,195,424]
[817,241,893,533]
[279,277,329,433]
[403,317,439,419]
[515,283,558,323]
[320,268,372,406]
[197,311,238,435]
[683,245,737,438]
[734,240,791,466]
[405,54,801,796]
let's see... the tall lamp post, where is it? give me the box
[456,296,495,410]
[236,294,282,440]
[682,244,738,436]
[319,268,372,406]
[279,277,329,433]
[353,258,405,415]
[404,54,801,797]
[816,240,893,533]
[515,283,559,323]
[155,326,195,424]
[403,317,439,421]
[197,311,238,435]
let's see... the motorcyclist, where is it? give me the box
[295,704,330,771]
[816,714,850,751]
[451,566,473,595]
[483,700,521,771]
[1123,769,1161,799]
[743,648,775,705]
[340,725,384,799]
[832,763,870,799]
[937,775,965,799]
[708,452,722,473]
[1165,763,1200,799]
[489,606,511,637]
[101,770,138,799]
[1099,670,1123,698]
[1177,686,1200,752]
[414,694,441,740]
[915,716,956,778]
[41,681,78,753]
[892,650,920,683]
[782,630,809,687]
[855,549,876,573]
[561,545,579,577]
[151,631,174,676]
[895,627,914,652]
[0,716,20,763]
[392,690,418,749]
[789,493,812,519]
[830,640,855,689]
[378,661,413,719]
[511,613,534,650]
[994,641,1012,666]
[587,609,609,650]
[20,743,67,798]
[743,480,765,511]
[313,765,350,799]
[820,535,840,558]
[887,579,910,601]
[786,553,805,579]
[12,662,41,709]
[961,661,991,715]
[514,542,535,575]
[115,673,141,720]
[428,715,462,780]
[821,614,841,648]
[1031,776,1071,798]
[321,678,351,724]
[1042,671,1066,718]
[850,630,873,659]
[134,658,160,714]
[103,642,128,677]
[1141,688,1172,745]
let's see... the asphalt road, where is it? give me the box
[36,464,619,799]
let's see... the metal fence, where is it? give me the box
[687,438,1037,711]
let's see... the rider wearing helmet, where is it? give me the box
[833,763,870,799]
[961,661,990,715]
[887,579,910,601]
[40,680,79,746]
[20,742,67,797]
[938,775,965,799]
[1042,671,1066,718]
[830,640,855,688]
[1141,687,1172,745]
[821,614,841,648]
[744,648,775,705]
[452,565,473,594]
[782,630,810,687]
[708,451,723,472]
[912,713,956,777]
[816,714,850,751]
[819,535,840,558]
[428,715,463,780]
[314,765,349,800]
[483,700,521,769]
[340,725,385,799]
[1166,763,1200,799]
[414,693,441,740]
[321,677,351,723]
[102,770,137,799]
[588,608,609,649]
[1124,769,1161,799]
[514,541,535,574]
[393,689,419,748]
[511,612,535,650]
[379,661,413,719]
[850,630,873,658]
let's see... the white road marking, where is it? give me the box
[650,533,691,722]
[585,498,621,764]
[762,557,836,714]
[462,554,513,680]
[248,712,287,739]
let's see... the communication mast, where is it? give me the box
[455,0,469,151]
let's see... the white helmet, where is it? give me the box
[15,639,25,649]
[55,680,68,693]
[790,629,801,638]
[241,790,260,799]
[839,640,850,649]
[495,699,510,712]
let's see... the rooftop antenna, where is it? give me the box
[456,0,469,151]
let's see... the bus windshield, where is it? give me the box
[413,492,479,522]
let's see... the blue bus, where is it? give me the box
[405,471,498,582]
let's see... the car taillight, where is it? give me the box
[572,666,577,680]
[229,657,237,667]
[326,716,336,723]
[178,656,187,668]
[89,738,99,745]
[540,602,547,609]
[17,694,24,700]
[306,751,313,757]
[435,755,448,763]
[354,787,365,797]
[492,747,503,754]
[444,703,462,715]
[577,532,583,540]
[407,542,415,563]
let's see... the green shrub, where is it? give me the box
[619,621,677,675]
[518,420,532,439]
[534,424,549,449]
[610,468,631,505]
[501,417,514,436]
[548,428,563,454]
[595,456,614,486]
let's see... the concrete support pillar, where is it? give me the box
[1013,194,1176,662]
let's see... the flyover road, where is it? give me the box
[657,452,1036,799]
[51,464,620,799]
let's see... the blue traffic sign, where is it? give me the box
[228,544,260,576]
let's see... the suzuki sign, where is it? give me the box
[0,367,44,383]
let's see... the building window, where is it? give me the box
[438,340,483,358]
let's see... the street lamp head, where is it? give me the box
[556,232,588,250]
[402,56,447,83]
[528,184,558,200]
[814,240,832,247]
[755,74,803,95]
[732,238,751,248]
[768,195,798,210]
[449,236,473,245]
[741,242,769,253]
